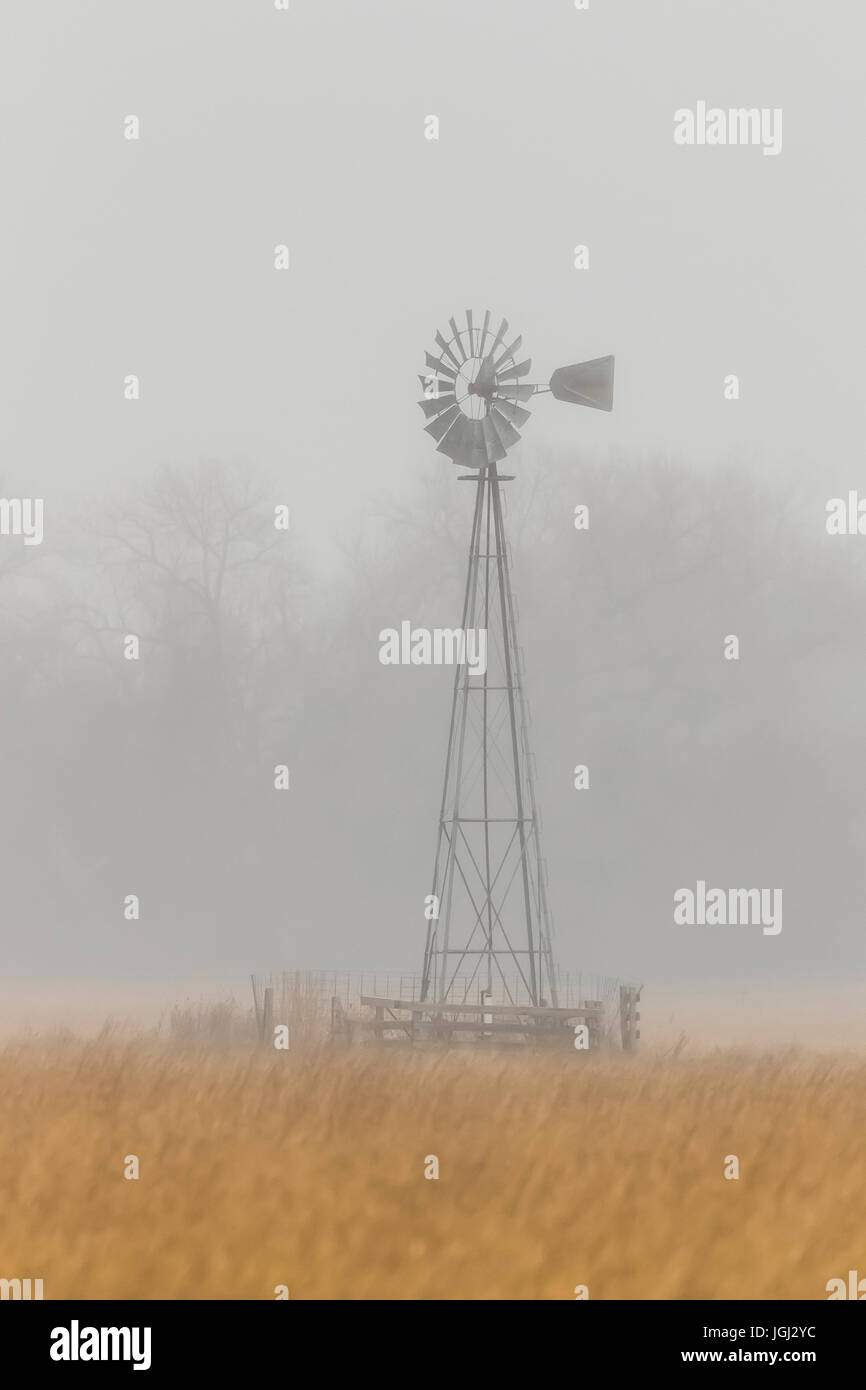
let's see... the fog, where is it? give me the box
[2,1,865,1041]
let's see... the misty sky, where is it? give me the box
[2,2,865,1033]
[3,0,864,557]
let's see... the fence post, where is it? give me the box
[251,974,261,1039]
[584,1000,603,1051]
[261,986,274,1048]
[620,985,642,1051]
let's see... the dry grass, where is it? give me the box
[0,1035,863,1299]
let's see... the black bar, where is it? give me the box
[4,1299,862,1375]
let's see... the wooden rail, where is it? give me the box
[359,995,602,1020]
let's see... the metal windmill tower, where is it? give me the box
[418,311,614,1010]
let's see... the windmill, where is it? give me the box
[418,311,614,1011]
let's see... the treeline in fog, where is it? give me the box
[1,450,862,987]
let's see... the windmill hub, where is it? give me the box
[465,368,494,401]
[455,357,492,415]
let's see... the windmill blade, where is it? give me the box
[493,383,534,402]
[489,316,509,357]
[475,353,496,393]
[466,419,487,463]
[494,336,522,370]
[434,331,461,370]
[549,355,615,411]
[463,448,488,472]
[417,392,456,418]
[460,420,489,470]
[465,309,475,356]
[436,414,474,459]
[448,317,467,361]
[477,309,491,355]
[481,416,508,462]
[491,398,531,428]
[496,358,532,380]
[425,351,457,380]
[488,409,522,451]
[424,404,460,442]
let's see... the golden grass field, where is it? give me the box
[1,1035,863,1300]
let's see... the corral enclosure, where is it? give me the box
[250,969,640,1050]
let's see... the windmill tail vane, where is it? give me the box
[548,356,615,410]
